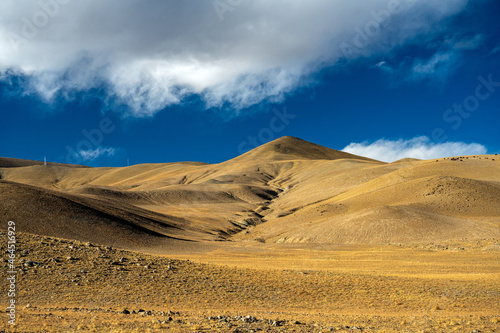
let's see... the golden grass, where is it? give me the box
[1,137,499,250]
[1,232,499,332]
[1,137,500,332]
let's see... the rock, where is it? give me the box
[272,320,285,327]
[122,309,130,315]
[242,315,257,323]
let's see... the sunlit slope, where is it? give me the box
[228,136,381,164]
[235,156,500,244]
[1,137,499,246]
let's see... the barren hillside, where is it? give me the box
[1,136,499,250]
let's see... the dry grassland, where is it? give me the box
[1,232,499,332]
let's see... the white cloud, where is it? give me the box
[0,0,469,116]
[342,136,487,162]
[78,146,116,161]
[372,61,394,74]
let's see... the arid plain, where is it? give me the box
[1,136,499,332]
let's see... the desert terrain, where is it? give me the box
[1,136,499,332]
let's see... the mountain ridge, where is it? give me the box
[229,136,382,163]
[1,136,499,250]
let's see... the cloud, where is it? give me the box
[78,146,116,161]
[372,61,394,74]
[342,136,487,162]
[373,34,483,85]
[487,44,500,56]
[410,51,458,83]
[451,34,484,50]
[0,0,469,116]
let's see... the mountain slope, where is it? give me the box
[0,156,88,168]
[229,136,382,163]
[0,180,214,248]
[1,137,499,248]
[234,157,500,244]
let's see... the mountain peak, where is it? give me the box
[232,136,380,162]
[270,136,305,144]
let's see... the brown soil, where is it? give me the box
[1,232,499,332]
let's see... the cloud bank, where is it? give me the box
[0,0,469,116]
[342,136,487,162]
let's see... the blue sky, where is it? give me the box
[0,0,499,166]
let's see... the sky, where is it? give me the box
[0,0,499,166]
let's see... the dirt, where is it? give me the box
[1,232,499,332]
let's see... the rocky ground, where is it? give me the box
[1,231,499,332]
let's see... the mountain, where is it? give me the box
[1,137,499,251]
[0,156,89,168]
[229,136,380,163]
